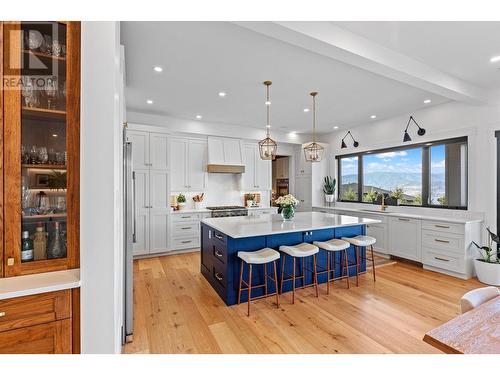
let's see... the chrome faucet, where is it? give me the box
[380,194,388,211]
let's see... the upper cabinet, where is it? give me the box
[2,22,80,276]
[170,137,207,192]
[242,143,271,191]
[207,137,244,165]
[128,130,168,171]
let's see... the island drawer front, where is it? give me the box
[422,221,464,235]
[422,248,464,273]
[0,290,71,333]
[212,242,227,265]
[422,230,464,254]
[212,263,227,288]
[172,237,200,250]
[172,221,199,237]
[212,230,227,246]
[172,213,201,222]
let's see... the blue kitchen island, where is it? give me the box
[200,211,380,305]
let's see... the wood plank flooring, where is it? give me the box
[124,252,483,354]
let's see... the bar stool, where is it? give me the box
[342,235,377,286]
[313,239,351,293]
[279,243,319,304]
[237,248,280,316]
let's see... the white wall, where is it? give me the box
[320,101,500,232]
[81,21,122,354]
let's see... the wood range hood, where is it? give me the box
[207,164,245,174]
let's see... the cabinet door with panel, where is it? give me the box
[133,170,150,255]
[170,137,188,191]
[128,130,149,170]
[295,175,312,211]
[256,156,271,190]
[388,217,422,261]
[149,171,169,253]
[366,224,388,253]
[149,133,168,170]
[187,139,207,191]
[3,21,80,276]
[242,143,257,190]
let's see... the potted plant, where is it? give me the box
[246,193,255,208]
[472,228,500,286]
[363,188,379,204]
[323,176,336,203]
[275,194,299,221]
[177,193,186,210]
[390,186,405,205]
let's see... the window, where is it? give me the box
[336,137,468,209]
[339,156,358,201]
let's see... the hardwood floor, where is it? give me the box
[124,252,483,354]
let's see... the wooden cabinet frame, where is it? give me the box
[2,22,80,276]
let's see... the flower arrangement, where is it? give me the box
[275,194,299,221]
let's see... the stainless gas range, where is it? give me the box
[206,206,248,218]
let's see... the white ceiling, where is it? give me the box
[333,21,500,90]
[121,21,499,134]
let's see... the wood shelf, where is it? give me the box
[22,164,66,170]
[22,213,67,220]
[23,49,66,62]
[22,107,66,120]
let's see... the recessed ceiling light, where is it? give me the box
[52,134,58,138]
[333,126,339,129]
[370,115,377,119]
[218,92,226,97]
[196,115,202,119]
[490,56,500,63]
[423,99,432,104]
[146,99,153,104]
[265,101,271,106]
[153,66,163,72]
[303,108,310,113]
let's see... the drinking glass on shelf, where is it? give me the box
[38,147,48,164]
[52,40,62,57]
[29,145,38,164]
[48,148,56,164]
[55,152,65,165]
[21,145,30,164]
[21,79,36,108]
[45,79,58,110]
[40,34,52,55]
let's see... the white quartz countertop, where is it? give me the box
[0,268,80,300]
[171,206,276,214]
[313,206,483,224]
[201,212,380,238]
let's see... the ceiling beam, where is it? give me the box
[233,21,490,105]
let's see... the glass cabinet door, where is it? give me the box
[3,22,80,276]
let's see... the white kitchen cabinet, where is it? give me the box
[170,137,207,192]
[366,223,387,254]
[295,147,311,176]
[149,171,169,253]
[295,175,312,211]
[248,207,278,216]
[128,130,149,170]
[207,137,244,165]
[275,157,289,179]
[149,133,169,170]
[133,170,150,256]
[388,217,422,261]
[242,143,271,191]
[128,130,168,171]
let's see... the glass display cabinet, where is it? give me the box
[2,21,80,277]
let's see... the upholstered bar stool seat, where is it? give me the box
[237,248,280,316]
[460,286,500,313]
[342,235,377,285]
[313,239,351,293]
[279,243,319,303]
[237,248,280,265]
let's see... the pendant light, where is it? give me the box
[258,81,277,160]
[303,92,324,162]
[403,116,426,142]
[340,131,359,149]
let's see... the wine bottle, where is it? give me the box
[21,231,34,262]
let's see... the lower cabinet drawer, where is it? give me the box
[422,230,464,255]
[212,242,227,264]
[422,248,464,273]
[212,263,226,288]
[0,290,71,333]
[0,319,72,354]
[172,221,199,237]
[172,236,200,249]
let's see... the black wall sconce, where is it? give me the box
[341,131,359,149]
[403,116,426,142]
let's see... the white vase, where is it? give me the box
[325,194,335,203]
[474,259,500,286]
[194,202,203,210]
[246,200,254,207]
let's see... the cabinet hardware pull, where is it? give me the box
[181,227,192,230]
[181,216,191,219]
[215,273,223,281]
[215,234,223,240]
[215,250,223,257]
[435,239,450,244]
[398,218,410,222]
[0,312,5,317]
[435,225,450,229]
[181,240,192,244]
[434,256,450,262]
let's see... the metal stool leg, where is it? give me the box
[247,264,252,316]
[355,246,360,287]
[313,254,319,297]
[264,262,268,295]
[326,251,331,294]
[292,257,296,304]
[238,260,244,305]
[273,260,279,308]
[371,245,376,282]
[344,249,350,289]
[280,254,286,295]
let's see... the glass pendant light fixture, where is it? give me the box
[258,81,277,160]
[403,115,426,142]
[303,92,324,162]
